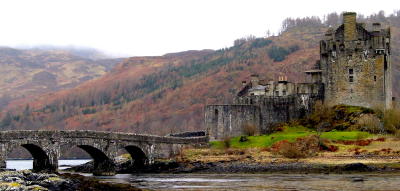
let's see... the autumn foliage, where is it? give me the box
[1,11,400,136]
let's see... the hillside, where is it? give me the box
[0,47,123,110]
[1,11,399,135]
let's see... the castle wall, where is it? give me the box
[205,105,260,141]
[320,12,392,109]
[249,94,322,133]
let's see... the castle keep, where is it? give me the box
[205,12,393,141]
[321,12,392,108]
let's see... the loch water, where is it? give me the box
[7,160,400,191]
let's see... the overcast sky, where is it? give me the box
[0,0,398,57]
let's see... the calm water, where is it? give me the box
[7,160,400,191]
[94,173,400,191]
[6,159,90,170]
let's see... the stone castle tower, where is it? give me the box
[320,12,392,108]
[205,12,394,141]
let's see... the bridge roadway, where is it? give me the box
[0,130,207,175]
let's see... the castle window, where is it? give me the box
[339,44,345,51]
[349,76,354,83]
[349,69,353,74]
[282,90,287,96]
[348,54,353,60]
[374,76,377,81]
[275,91,279,96]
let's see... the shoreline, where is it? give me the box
[66,156,400,175]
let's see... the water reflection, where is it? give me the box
[6,159,90,170]
[95,173,400,191]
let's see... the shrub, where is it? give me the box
[383,109,400,134]
[356,114,383,134]
[243,123,258,136]
[239,136,248,142]
[271,135,319,158]
[223,137,231,149]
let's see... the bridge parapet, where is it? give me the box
[0,130,207,175]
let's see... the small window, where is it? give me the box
[349,76,354,82]
[374,76,377,81]
[275,91,279,96]
[349,69,353,74]
[282,90,287,96]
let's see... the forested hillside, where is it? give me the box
[0,47,122,111]
[1,11,399,135]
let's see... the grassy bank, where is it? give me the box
[210,126,371,149]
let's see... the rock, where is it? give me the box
[0,170,77,191]
[351,177,364,182]
[0,170,142,191]
[343,163,371,172]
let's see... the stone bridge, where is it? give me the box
[0,130,207,175]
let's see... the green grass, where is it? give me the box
[210,126,372,149]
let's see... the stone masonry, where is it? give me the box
[205,12,393,141]
[0,130,206,175]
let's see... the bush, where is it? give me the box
[239,136,248,142]
[303,101,334,130]
[223,137,231,149]
[271,135,319,158]
[356,114,383,134]
[243,123,258,136]
[383,109,400,134]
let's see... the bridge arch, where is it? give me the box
[2,143,57,173]
[77,145,116,175]
[21,144,56,173]
[124,145,147,168]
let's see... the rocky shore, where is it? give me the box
[0,170,144,191]
[67,159,400,174]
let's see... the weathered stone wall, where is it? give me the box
[206,93,323,140]
[343,12,357,41]
[235,94,322,133]
[205,105,260,141]
[320,12,392,109]
[0,130,207,175]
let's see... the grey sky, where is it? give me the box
[0,0,397,56]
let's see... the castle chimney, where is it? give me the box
[343,12,357,41]
[372,22,381,32]
[250,74,259,86]
[278,76,288,83]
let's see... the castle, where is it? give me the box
[205,12,393,141]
